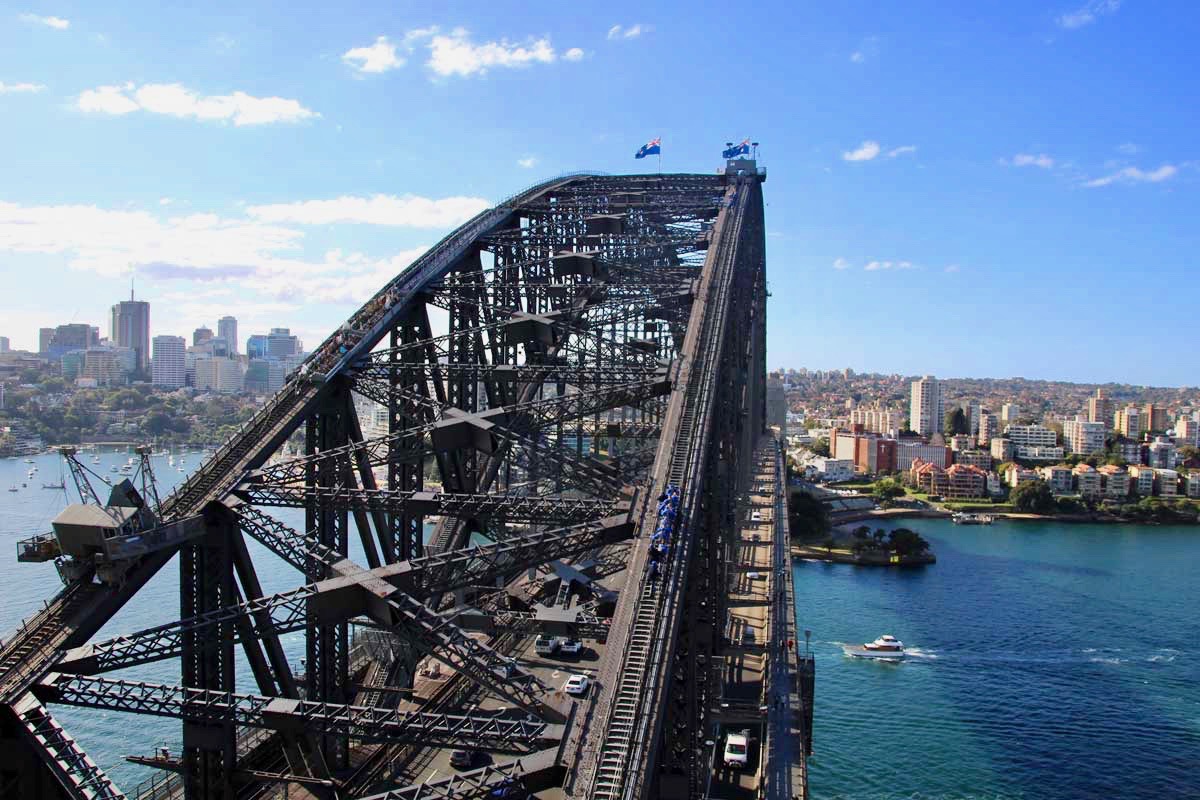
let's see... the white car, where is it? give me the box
[556,638,584,655]
[723,729,749,768]
[534,636,558,656]
[750,511,763,522]
[563,674,590,695]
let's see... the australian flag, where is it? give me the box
[722,138,751,159]
[635,138,661,159]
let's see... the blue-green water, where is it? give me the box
[795,518,1200,799]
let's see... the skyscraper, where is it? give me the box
[193,326,214,346]
[151,335,187,388]
[110,290,151,372]
[909,375,943,436]
[246,334,269,359]
[38,328,54,354]
[0,337,9,353]
[266,327,302,358]
[217,316,238,355]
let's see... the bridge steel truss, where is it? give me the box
[0,169,769,800]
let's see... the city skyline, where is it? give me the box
[1,2,1198,384]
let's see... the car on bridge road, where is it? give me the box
[723,729,750,769]
[450,749,475,769]
[556,637,584,655]
[563,674,590,695]
[534,636,558,656]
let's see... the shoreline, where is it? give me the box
[829,505,1199,527]
[791,543,936,566]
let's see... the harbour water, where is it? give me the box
[796,517,1200,799]
[4,451,1199,796]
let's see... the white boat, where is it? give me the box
[7,485,18,492]
[843,634,906,660]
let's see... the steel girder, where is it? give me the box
[34,674,561,754]
[57,515,634,676]
[241,485,630,527]
[350,748,561,800]
[246,376,669,488]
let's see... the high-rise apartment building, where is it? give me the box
[766,380,788,435]
[82,346,136,387]
[151,335,187,389]
[39,328,54,354]
[1064,416,1107,455]
[193,326,214,347]
[110,291,151,371]
[194,356,244,393]
[1087,389,1113,427]
[977,407,999,447]
[0,337,9,353]
[1114,405,1142,439]
[217,316,238,355]
[909,376,943,436]
[1001,403,1020,425]
[850,405,902,435]
[1142,403,1168,433]
[42,324,100,358]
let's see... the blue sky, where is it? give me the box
[1,0,1197,385]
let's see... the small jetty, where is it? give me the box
[951,512,994,525]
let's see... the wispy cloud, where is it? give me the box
[425,28,557,77]
[1057,0,1120,29]
[886,145,917,158]
[0,81,46,94]
[849,36,879,64]
[517,156,538,169]
[832,257,850,270]
[1084,164,1177,188]
[76,83,318,126]
[944,264,961,273]
[564,47,585,61]
[246,194,490,227]
[863,260,914,271]
[842,140,881,162]
[1009,153,1055,168]
[1116,142,1140,155]
[20,12,69,29]
[607,24,651,40]
[342,36,405,74]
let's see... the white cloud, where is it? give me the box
[0,199,445,307]
[425,28,556,77]
[342,36,405,74]
[863,260,914,271]
[607,24,651,40]
[887,145,917,158]
[76,82,319,125]
[849,36,878,63]
[564,47,585,61]
[1084,164,1177,187]
[833,257,850,270]
[20,13,69,29]
[517,157,538,169]
[1116,142,1140,155]
[1057,0,1120,29]
[1010,153,1055,168]
[246,194,490,227]
[842,140,881,162]
[944,264,961,273]
[0,81,46,94]
[850,51,865,63]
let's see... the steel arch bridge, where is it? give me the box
[0,167,773,800]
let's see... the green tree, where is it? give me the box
[1010,480,1056,514]
[808,437,831,458]
[787,491,830,541]
[871,478,906,505]
[887,528,930,556]
[944,408,968,436]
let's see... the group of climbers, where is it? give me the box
[647,483,681,580]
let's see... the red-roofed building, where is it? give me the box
[945,463,988,499]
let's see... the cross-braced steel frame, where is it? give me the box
[0,169,769,800]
